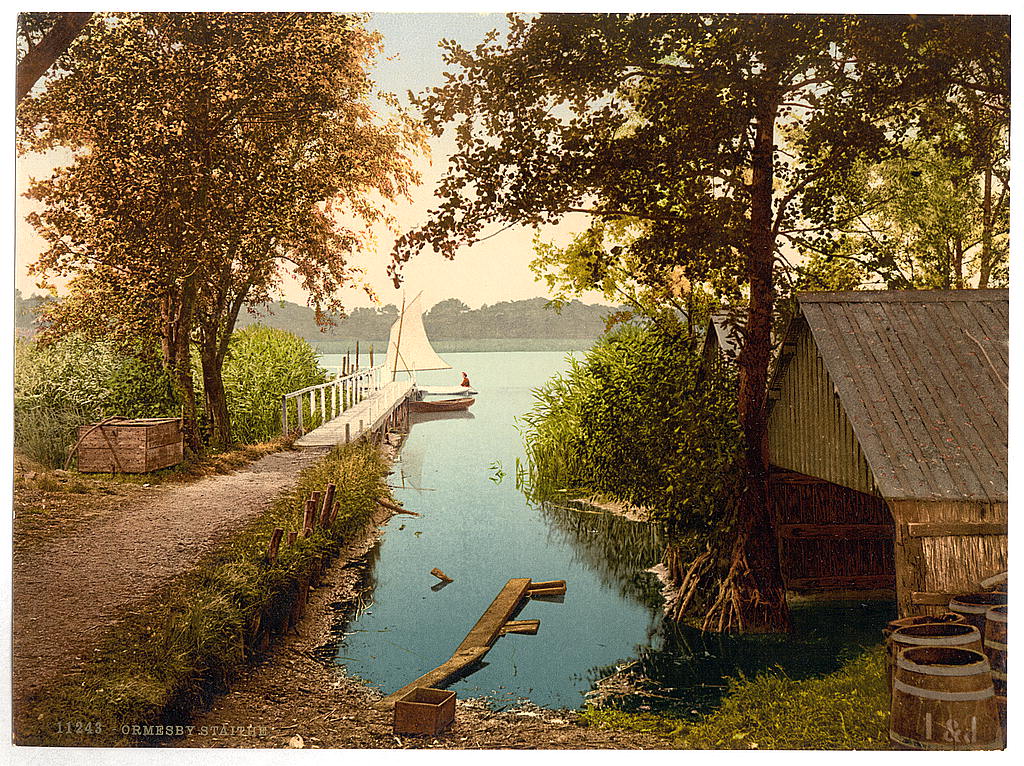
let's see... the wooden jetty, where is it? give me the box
[282,362,414,448]
[295,379,413,448]
[378,578,567,710]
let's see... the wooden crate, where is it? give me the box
[393,687,456,736]
[76,418,183,473]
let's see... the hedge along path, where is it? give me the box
[11,446,328,737]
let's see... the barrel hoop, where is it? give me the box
[985,611,1007,624]
[895,633,979,648]
[893,680,994,701]
[991,670,1007,681]
[897,655,991,675]
[951,602,997,614]
[984,639,1007,651]
[889,731,1002,751]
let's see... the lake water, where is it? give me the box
[317,350,894,712]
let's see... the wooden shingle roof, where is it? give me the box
[785,289,1008,503]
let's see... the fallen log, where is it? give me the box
[378,577,566,710]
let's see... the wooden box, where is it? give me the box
[393,687,456,736]
[76,418,183,473]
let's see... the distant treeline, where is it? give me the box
[15,291,616,347]
[235,296,616,344]
[311,338,596,354]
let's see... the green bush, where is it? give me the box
[220,325,327,445]
[520,322,741,536]
[14,337,179,467]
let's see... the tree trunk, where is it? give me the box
[978,161,994,288]
[200,346,233,449]
[160,291,201,452]
[953,235,965,290]
[729,94,790,633]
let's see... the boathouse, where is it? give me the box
[766,289,1008,617]
[698,311,743,381]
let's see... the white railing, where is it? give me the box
[281,363,385,436]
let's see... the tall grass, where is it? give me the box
[219,325,327,444]
[13,337,178,467]
[14,327,326,467]
[17,442,388,746]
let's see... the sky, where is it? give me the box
[13,11,597,312]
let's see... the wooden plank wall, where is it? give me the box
[770,469,895,592]
[768,322,876,496]
[890,499,1008,616]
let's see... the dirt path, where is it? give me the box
[11,447,327,729]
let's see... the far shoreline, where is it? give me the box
[312,337,597,354]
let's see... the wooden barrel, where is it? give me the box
[979,571,1007,592]
[888,623,983,692]
[884,612,965,642]
[949,592,1007,634]
[984,604,1007,730]
[890,646,1001,750]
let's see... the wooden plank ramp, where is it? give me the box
[377,578,561,710]
[295,380,413,448]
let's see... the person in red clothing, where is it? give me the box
[461,372,471,387]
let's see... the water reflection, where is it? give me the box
[536,500,664,607]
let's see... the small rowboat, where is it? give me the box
[417,384,478,396]
[408,397,475,413]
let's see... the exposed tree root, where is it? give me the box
[663,483,790,634]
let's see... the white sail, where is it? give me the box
[385,293,452,380]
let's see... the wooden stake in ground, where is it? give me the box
[310,491,323,527]
[267,528,284,563]
[328,502,339,527]
[303,500,317,537]
[286,531,298,547]
[319,483,337,527]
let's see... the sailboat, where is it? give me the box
[384,293,476,412]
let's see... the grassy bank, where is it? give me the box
[581,646,889,750]
[16,442,388,747]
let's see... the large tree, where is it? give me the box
[822,133,1009,290]
[392,13,1009,631]
[18,12,424,448]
